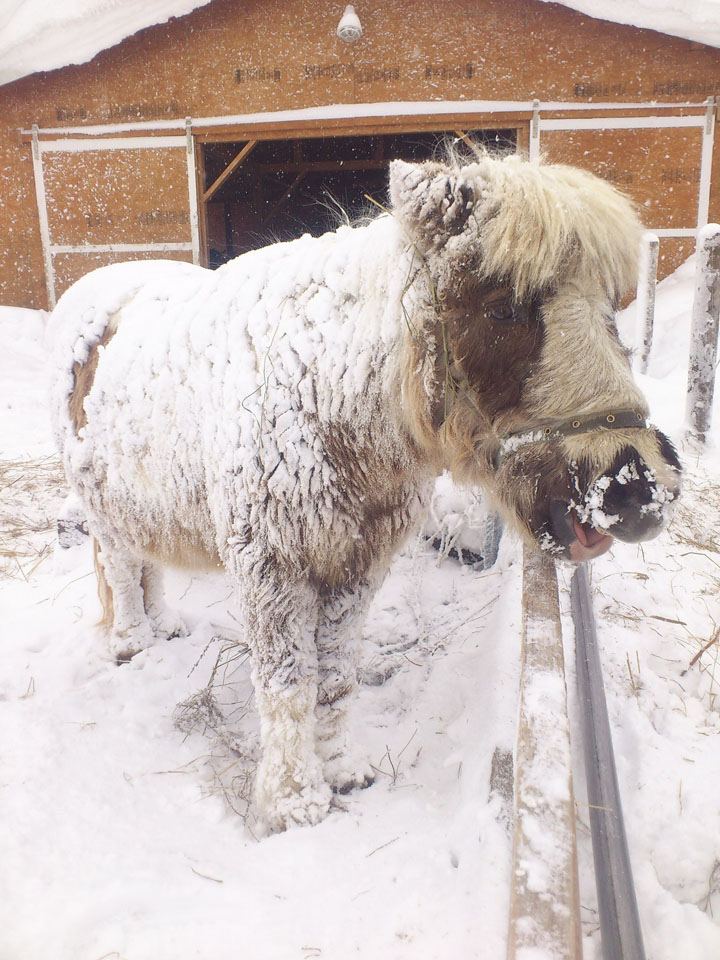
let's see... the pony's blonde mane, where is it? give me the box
[445,147,643,302]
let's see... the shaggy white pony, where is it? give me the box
[50,151,680,830]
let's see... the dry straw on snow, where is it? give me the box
[592,462,720,707]
[0,455,66,580]
[174,636,259,825]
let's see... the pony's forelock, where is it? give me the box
[442,144,643,302]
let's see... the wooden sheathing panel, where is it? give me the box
[42,147,191,247]
[541,123,708,280]
[41,0,528,123]
[20,0,720,128]
[540,125,705,231]
[508,546,581,959]
[52,250,193,300]
[655,237,697,278]
[2,0,720,307]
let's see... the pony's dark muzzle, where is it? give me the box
[588,464,680,544]
[546,458,679,560]
[501,416,682,562]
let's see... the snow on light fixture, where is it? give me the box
[337,4,362,42]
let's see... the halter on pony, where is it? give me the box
[495,408,648,465]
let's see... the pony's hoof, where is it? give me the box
[324,752,376,795]
[259,781,333,833]
[333,772,375,795]
[151,611,189,641]
[109,623,155,663]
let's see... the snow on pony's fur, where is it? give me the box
[50,149,681,832]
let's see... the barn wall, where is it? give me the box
[0,0,718,308]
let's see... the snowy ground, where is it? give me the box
[1,257,720,959]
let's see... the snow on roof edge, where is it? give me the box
[537,0,720,50]
[0,0,214,88]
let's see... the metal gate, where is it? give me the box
[529,99,716,239]
[30,121,200,307]
[28,98,716,306]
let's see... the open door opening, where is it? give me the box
[200,129,516,267]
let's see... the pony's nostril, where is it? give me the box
[603,479,647,513]
[586,463,677,544]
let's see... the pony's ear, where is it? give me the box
[389,160,475,243]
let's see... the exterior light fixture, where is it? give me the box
[337,4,362,42]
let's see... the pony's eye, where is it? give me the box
[487,302,522,322]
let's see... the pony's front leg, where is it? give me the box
[238,556,331,832]
[315,584,375,795]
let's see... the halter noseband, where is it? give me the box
[496,408,648,464]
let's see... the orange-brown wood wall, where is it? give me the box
[1,0,718,308]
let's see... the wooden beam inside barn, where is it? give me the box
[260,171,307,229]
[203,140,258,202]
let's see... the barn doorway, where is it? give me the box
[200,129,516,267]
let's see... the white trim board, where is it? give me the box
[30,127,56,307]
[538,115,706,131]
[38,136,187,153]
[50,243,194,254]
[23,98,713,139]
[28,97,717,307]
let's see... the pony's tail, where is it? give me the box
[68,321,117,435]
[93,538,115,630]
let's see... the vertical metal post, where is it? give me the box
[185,117,201,265]
[529,99,541,160]
[30,124,57,308]
[571,563,646,960]
[481,513,503,570]
[697,98,716,231]
[636,232,659,374]
[686,223,720,442]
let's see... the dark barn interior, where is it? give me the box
[202,128,517,265]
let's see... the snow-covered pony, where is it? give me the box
[51,151,681,831]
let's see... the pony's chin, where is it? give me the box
[568,529,614,561]
[546,502,614,562]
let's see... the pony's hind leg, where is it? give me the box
[141,564,188,640]
[94,537,155,661]
[315,584,375,795]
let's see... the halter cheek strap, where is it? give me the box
[496,408,649,464]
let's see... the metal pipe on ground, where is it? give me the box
[571,562,646,960]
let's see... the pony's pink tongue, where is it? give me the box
[570,515,613,560]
